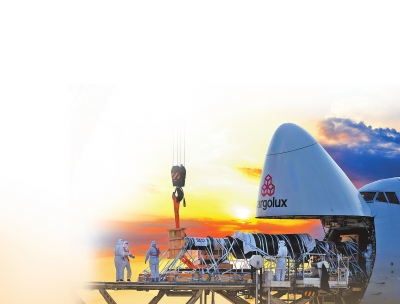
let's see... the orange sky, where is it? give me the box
[93,218,325,257]
[88,165,326,258]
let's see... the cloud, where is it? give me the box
[234,118,400,188]
[143,183,161,194]
[237,167,262,180]
[318,118,400,188]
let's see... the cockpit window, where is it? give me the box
[360,192,376,202]
[376,192,388,202]
[385,192,400,204]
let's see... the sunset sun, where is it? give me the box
[233,207,251,220]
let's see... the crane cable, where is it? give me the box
[172,124,185,167]
[171,124,187,212]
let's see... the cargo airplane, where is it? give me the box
[257,123,400,303]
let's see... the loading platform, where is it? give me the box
[76,273,357,304]
[77,281,256,304]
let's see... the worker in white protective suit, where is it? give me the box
[363,244,373,276]
[145,240,161,282]
[275,240,288,281]
[114,239,125,281]
[122,241,135,281]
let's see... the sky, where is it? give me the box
[1,1,400,304]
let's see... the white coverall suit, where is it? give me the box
[363,244,373,276]
[114,239,125,281]
[122,241,135,281]
[145,241,161,282]
[275,240,288,281]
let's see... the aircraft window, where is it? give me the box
[376,192,388,202]
[385,192,400,204]
[360,192,376,202]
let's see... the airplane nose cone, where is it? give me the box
[256,123,371,219]
[267,123,317,155]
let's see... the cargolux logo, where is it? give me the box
[261,174,275,197]
[258,174,288,210]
